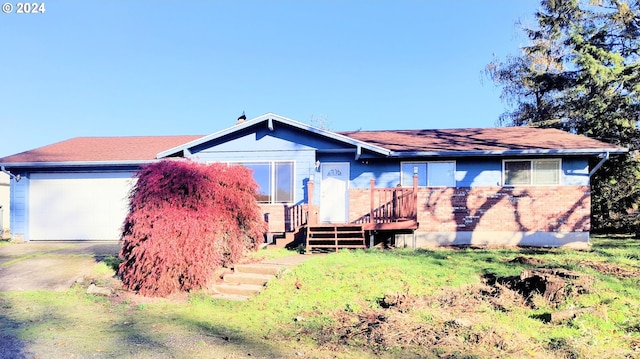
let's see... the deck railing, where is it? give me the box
[353,177,418,225]
[368,184,417,223]
[285,204,318,232]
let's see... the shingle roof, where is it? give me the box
[0,126,625,165]
[340,127,624,154]
[0,136,203,163]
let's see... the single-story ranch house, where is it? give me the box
[0,113,627,249]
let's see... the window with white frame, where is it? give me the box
[231,161,294,203]
[401,161,456,187]
[503,159,560,186]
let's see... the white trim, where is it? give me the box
[0,160,159,168]
[228,160,296,204]
[502,158,562,186]
[390,148,627,158]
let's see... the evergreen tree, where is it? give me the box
[487,0,640,234]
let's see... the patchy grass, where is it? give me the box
[1,237,640,358]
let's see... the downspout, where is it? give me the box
[0,166,19,181]
[589,151,610,177]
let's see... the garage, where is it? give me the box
[28,172,135,241]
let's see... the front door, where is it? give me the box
[319,162,349,223]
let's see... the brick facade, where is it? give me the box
[267,185,590,248]
[349,188,371,223]
[260,204,286,233]
[349,186,590,234]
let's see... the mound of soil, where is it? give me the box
[579,260,640,278]
[486,268,594,307]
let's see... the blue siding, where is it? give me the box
[350,160,400,188]
[562,158,589,185]
[196,132,315,153]
[314,154,401,189]
[10,175,28,239]
[190,125,349,154]
[456,160,502,187]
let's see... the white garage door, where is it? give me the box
[29,172,135,241]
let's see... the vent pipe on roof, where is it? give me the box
[236,111,246,125]
[589,152,610,177]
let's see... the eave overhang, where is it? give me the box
[388,147,628,158]
[0,159,162,169]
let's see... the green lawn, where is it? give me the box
[1,237,639,358]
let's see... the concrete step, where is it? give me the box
[224,272,274,286]
[212,283,264,297]
[210,255,312,301]
[234,263,285,276]
[210,292,250,301]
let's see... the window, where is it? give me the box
[232,161,294,203]
[503,159,560,186]
[401,161,455,187]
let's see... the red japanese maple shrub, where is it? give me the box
[118,160,266,297]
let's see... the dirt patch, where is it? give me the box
[0,242,121,291]
[325,308,513,356]
[310,257,601,357]
[0,256,100,291]
[579,260,640,278]
[308,286,536,358]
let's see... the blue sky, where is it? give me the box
[0,1,541,158]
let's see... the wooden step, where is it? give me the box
[306,224,366,253]
[308,225,364,232]
[309,233,364,238]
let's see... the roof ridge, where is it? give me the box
[338,127,568,133]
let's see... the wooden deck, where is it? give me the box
[285,175,420,251]
[361,219,418,231]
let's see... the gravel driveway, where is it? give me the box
[0,242,121,291]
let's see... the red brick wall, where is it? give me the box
[349,186,590,233]
[259,204,286,233]
[349,188,371,223]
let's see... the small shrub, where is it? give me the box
[118,160,267,297]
